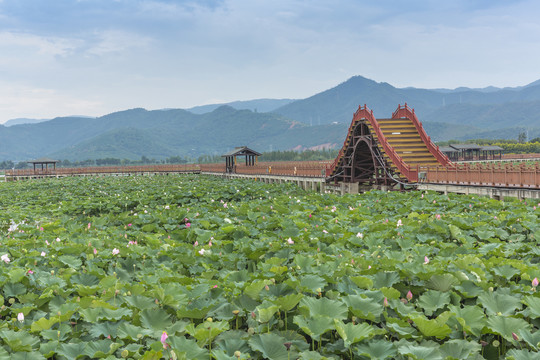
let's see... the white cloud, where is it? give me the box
[0,83,102,123]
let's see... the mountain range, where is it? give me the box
[1,75,539,162]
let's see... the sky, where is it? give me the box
[0,0,539,123]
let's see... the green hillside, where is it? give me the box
[3,75,540,162]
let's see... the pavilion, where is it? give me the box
[222,146,261,173]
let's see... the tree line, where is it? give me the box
[0,149,341,169]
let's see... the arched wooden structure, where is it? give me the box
[326,104,452,185]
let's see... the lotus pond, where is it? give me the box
[0,175,539,359]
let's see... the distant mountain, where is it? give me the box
[3,118,49,126]
[272,75,540,128]
[0,106,349,161]
[2,75,540,162]
[187,98,295,114]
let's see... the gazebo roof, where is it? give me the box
[449,144,482,151]
[439,146,459,153]
[480,145,504,151]
[27,157,59,164]
[222,146,261,157]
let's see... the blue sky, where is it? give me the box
[0,0,539,123]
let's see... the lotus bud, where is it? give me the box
[533,278,539,288]
[406,291,413,301]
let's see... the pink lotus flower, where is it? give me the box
[198,248,206,255]
[213,285,218,288]
[93,248,97,255]
[128,223,132,227]
[194,241,199,246]
[424,256,429,265]
[309,214,312,218]
[56,237,60,242]
[41,251,46,257]
[45,240,50,246]
[208,241,212,247]
[322,230,328,234]
[512,332,519,341]
[287,238,294,245]
[533,277,539,288]
[356,232,363,238]
[223,203,228,208]
[112,248,120,255]
[88,223,91,229]
[1,254,10,263]
[406,290,413,301]
[17,312,24,322]
[185,223,191,228]
[435,214,441,220]
[161,331,168,349]
[40,227,44,231]
[27,270,34,275]
[383,297,388,307]
[397,219,403,227]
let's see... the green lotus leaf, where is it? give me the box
[299,274,327,294]
[86,321,119,338]
[248,333,292,360]
[4,282,27,297]
[244,280,267,300]
[256,303,279,323]
[439,339,482,359]
[518,329,540,351]
[8,268,27,283]
[79,307,133,322]
[139,308,173,331]
[30,317,59,333]
[412,313,452,339]
[0,330,39,352]
[397,341,442,360]
[85,339,122,358]
[426,274,457,292]
[0,346,10,360]
[298,297,348,320]
[506,348,539,360]
[385,318,419,339]
[117,322,153,340]
[454,280,484,298]
[58,255,82,269]
[334,320,375,347]
[486,315,531,341]
[293,315,335,341]
[349,276,373,289]
[272,293,304,312]
[186,319,229,346]
[355,339,397,359]
[56,342,87,359]
[123,295,158,310]
[39,340,60,358]
[342,294,383,321]
[492,265,520,280]
[371,271,400,288]
[523,295,540,319]
[447,304,486,337]
[10,351,46,360]
[417,290,450,316]
[477,291,522,316]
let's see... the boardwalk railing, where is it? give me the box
[201,161,331,178]
[6,164,201,177]
[421,163,540,189]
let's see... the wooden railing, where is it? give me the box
[361,105,419,182]
[202,161,330,178]
[6,164,201,177]
[421,163,540,189]
[392,103,452,167]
